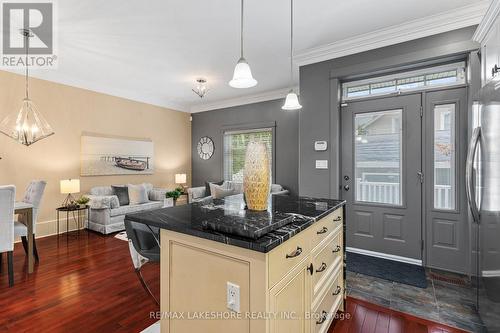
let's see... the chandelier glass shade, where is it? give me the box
[0,29,54,146]
[0,98,54,146]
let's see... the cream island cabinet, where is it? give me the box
[125,195,346,333]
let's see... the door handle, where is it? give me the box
[343,185,350,191]
[466,127,481,224]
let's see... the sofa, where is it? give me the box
[87,183,171,234]
[187,181,289,204]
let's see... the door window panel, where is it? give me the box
[355,109,403,205]
[433,104,456,210]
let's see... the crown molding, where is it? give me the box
[294,2,489,66]
[473,0,500,42]
[189,87,299,113]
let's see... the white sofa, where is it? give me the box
[187,181,289,204]
[87,183,171,234]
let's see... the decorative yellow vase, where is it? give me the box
[244,141,270,211]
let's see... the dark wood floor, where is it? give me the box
[0,230,467,333]
[330,297,467,333]
[0,230,159,332]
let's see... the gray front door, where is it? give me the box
[341,94,423,260]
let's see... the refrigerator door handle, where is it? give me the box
[466,127,481,224]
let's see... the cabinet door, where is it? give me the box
[269,260,311,333]
[482,16,500,85]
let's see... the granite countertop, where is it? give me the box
[125,194,345,253]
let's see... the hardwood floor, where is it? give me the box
[0,230,468,333]
[329,297,467,333]
[0,230,159,332]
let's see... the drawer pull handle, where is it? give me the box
[317,226,328,234]
[316,262,327,273]
[333,216,342,222]
[316,311,328,325]
[332,245,341,253]
[286,246,302,259]
[333,286,342,296]
[307,263,314,275]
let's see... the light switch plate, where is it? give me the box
[227,282,240,312]
[316,160,328,169]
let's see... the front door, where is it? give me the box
[341,94,423,260]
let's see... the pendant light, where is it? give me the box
[229,0,257,88]
[282,0,302,110]
[0,29,54,146]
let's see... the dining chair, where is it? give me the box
[0,185,16,287]
[14,180,46,262]
[124,220,160,305]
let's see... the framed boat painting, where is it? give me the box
[81,133,154,176]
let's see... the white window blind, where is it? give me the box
[223,128,273,182]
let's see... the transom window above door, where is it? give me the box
[223,128,273,182]
[342,62,466,101]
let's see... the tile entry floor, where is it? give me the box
[346,270,486,333]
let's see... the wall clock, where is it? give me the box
[197,136,214,160]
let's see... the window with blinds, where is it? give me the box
[223,128,273,182]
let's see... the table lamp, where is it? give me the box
[175,173,187,193]
[60,179,80,207]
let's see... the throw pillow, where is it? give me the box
[211,185,235,199]
[128,184,149,205]
[205,180,223,196]
[112,186,129,206]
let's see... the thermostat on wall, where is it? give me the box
[314,141,328,151]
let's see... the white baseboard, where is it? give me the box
[14,217,86,243]
[346,247,423,266]
[482,270,500,277]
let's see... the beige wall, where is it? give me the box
[0,70,191,237]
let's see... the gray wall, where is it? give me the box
[299,26,479,199]
[191,99,299,195]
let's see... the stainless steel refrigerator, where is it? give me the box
[467,78,500,333]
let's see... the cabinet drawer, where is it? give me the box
[268,230,311,287]
[311,209,343,250]
[311,268,344,333]
[312,227,342,300]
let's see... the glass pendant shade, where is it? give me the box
[282,90,302,110]
[0,98,55,146]
[229,57,257,88]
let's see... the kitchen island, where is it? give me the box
[126,194,346,333]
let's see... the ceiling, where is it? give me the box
[3,0,489,112]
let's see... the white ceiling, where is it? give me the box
[4,0,489,112]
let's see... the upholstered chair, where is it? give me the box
[14,180,46,262]
[0,185,16,287]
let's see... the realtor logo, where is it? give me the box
[1,1,57,68]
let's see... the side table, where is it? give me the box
[56,205,90,236]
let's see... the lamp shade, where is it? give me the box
[229,58,257,88]
[281,91,302,110]
[175,173,187,184]
[60,179,80,194]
